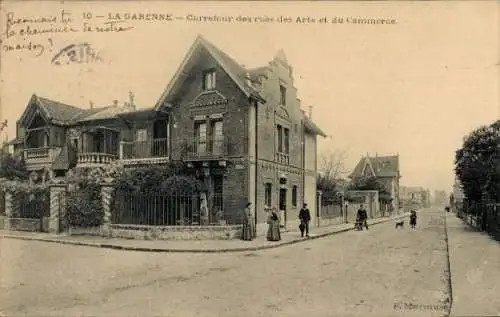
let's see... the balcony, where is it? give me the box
[120,138,169,165]
[183,136,234,161]
[275,152,290,165]
[23,147,61,170]
[77,152,118,168]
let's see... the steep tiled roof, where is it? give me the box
[350,155,400,178]
[302,112,327,137]
[77,105,132,122]
[200,36,264,101]
[8,137,24,145]
[36,96,88,124]
[372,155,399,177]
[26,94,132,124]
[154,35,266,110]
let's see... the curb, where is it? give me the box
[443,210,454,317]
[0,213,410,253]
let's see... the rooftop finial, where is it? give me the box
[0,119,7,131]
[128,91,136,111]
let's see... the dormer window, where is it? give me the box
[203,69,216,90]
[279,84,286,106]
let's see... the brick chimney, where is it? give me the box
[113,100,118,107]
[89,101,94,109]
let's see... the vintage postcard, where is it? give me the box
[0,1,499,317]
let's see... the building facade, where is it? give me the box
[9,35,326,232]
[349,154,401,211]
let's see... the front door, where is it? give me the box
[279,188,287,229]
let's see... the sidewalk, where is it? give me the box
[446,212,500,317]
[0,212,411,253]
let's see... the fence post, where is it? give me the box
[100,183,114,237]
[4,191,14,231]
[49,184,66,234]
[316,191,322,228]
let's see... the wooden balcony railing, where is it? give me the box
[77,152,118,166]
[184,136,234,160]
[120,138,169,161]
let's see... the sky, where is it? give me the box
[1,1,498,193]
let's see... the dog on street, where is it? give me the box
[395,220,404,229]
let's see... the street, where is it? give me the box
[1,208,450,317]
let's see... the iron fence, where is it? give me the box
[485,203,500,240]
[13,192,50,219]
[183,136,236,159]
[111,191,238,226]
[458,200,500,240]
[121,138,169,160]
[7,191,50,232]
[0,190,5,216]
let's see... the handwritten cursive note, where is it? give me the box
[1,9,134,57]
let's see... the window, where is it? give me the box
[292,185,298,207]
[136,129,147,142]
[212,120,223,140]
[211,120,223,154]
[264,183,272,207]
[277,125,283,152]
[194,122,207,154]
[279,188,287,211]
[203,69,216,90]
[279,85,286,106]
[284,128,289,154]
[43,132,49,147]
[72,138,79,151]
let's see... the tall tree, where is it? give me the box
[317,149,349,200]
[454,120,500,202]
[0,143,29,181]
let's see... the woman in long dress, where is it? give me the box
[267,208,281,241]
[241,202,254,241]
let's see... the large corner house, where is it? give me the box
[9,35,326,232]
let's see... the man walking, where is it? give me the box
[299,203,311,237]
[356,204,369,230]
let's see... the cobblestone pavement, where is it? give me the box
[1,208,450,317]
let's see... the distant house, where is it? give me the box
[349,154,401,211]
[400,186,430,208]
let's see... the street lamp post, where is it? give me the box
[337,192,349,224]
